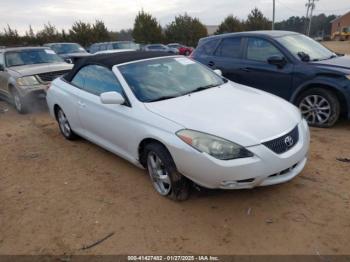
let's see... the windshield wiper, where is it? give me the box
[314,54,337,62]
[8,64,25,67]
[327,54,337,59]
[183,84,219,96]
[148,95,178,102]
[147,83,221,102]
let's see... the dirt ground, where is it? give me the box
[1,42,350,256]
[322,40,350,55]
[1,102,350,256]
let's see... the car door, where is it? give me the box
[239,37,293,99]
[206,37,245,83]
[74,65,134,157]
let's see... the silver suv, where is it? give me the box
[0,47,73,113]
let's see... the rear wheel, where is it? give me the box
[144,143,190,201]
[297,88,340,127]
[56,108,77,140]
[11,89,28,114]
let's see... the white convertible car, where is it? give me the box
[46,51,310,201]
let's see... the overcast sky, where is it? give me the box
[1,0,349,34]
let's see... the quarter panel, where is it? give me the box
[47,78,82,133]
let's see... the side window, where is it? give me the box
[71,67,86,88]
[246,38,283,62]
[71,65,123,96]
[215,37,242,58]
[197,39,219,55]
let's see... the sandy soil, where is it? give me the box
[322,41,350,55]
[0,100,350,256]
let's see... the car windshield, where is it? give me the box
[277,34,335,61]
[50,43,85,54]
[5,49,64,67]
[112,42,139,50]
[118,57,225,102]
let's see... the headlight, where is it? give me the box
[176,129,253,160]
[16,76,40,86]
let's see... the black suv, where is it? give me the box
[192,31,350,127]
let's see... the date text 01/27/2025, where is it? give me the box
[127,255,220,261]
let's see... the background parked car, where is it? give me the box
[93,49,136,55]
[0,47,73,113]
[88,41,139,54]
[43,42,90,63]
[167,43,194,56]
[192,31,350,127]
[143,44,179,54]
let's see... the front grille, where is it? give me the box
[37,70,71,82]
[263,126,299,154]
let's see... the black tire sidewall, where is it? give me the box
[144,143,190,201]
[297,88,340,128]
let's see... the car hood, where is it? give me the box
[311,55,350,71]
[8,62,73,77]
[145,82,301,147]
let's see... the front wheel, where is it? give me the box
[145,143,190,201]
[297,88,340,127]
[12,89,28,114]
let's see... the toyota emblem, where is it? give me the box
[284,136,294,147]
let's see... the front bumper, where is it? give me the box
[168,119,310,189]
[17,85,48,99]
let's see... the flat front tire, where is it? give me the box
[297,88,340,128]
[145,143,190,201]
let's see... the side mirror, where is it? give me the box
[100,91,125,105]
[0,64,4,71]
[214,69,222,76]
[267,55,287,68]
[64,58,73,64]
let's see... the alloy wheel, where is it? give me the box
[299,95,331,125]
[147,152,172,196]
[57,110,72,137]
[13,92,22,112]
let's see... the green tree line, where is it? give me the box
[215,8,336,37]
[0,8,337,48]
[0,20,111,47]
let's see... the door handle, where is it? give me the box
[208,61,215,67]
[78,101,86,108]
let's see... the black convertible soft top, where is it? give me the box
[64,51,173,82]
